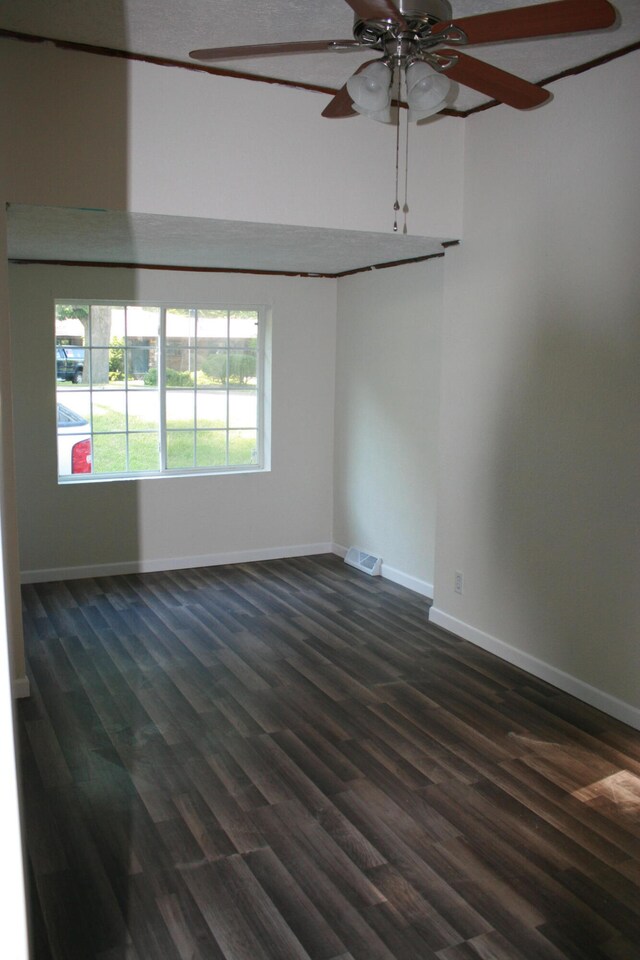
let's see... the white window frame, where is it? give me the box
[56,300,269,483]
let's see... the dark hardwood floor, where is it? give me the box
[17,554,640,960]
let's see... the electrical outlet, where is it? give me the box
[454,571,464,595]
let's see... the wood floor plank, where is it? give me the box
[334,788,491,942]
[18,555,640,959]
[252,802,399,960]
[245,846,348,960]
[185,855,315,960]
[431,825,621,951]
[500,755,640,859]
[284,721,363,783]
[362,900,443,960]
[156,891,225,960]
[486,760,634,868]
[365,863,464,952]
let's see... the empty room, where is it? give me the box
[1,2,639,958]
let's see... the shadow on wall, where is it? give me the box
[491,312,640,706]
[4,5,153,956]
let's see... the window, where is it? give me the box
[55,302,266,481]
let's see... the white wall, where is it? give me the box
[334,259,444,595]
[125,57,464,236]
[10,265,337,578]
[0,37,464,238]
[432,52,640,724]
[0,203,29,959]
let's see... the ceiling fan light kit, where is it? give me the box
[346,60,393,116]
[189,0,617,230]
[352,102,394,122]
[190,0,618,119]
[405,60,451,120]
[345,57,452,122]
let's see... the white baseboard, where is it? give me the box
[380,564,433,599]
[21,542,335,584]
[331,544,433,599]
[429,607,640,733]
[12,676,30,699]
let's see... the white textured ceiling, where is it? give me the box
[0,0,638,113]
[6,206,454,276]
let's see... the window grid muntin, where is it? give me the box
[56,301,263,481]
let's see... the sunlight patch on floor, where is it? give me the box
[572,769,640,815]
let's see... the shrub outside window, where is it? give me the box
[55,302,265,481]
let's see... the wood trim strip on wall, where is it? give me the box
[2,27,638,119]
[0,28,339,97]
[9,250,452,279]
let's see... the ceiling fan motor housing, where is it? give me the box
[353,0,453,46]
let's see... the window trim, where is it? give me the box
[56,299,269,483]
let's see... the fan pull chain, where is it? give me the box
[393,65,401,232]
[403,76,410,235]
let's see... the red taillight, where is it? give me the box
[71,438,92,474]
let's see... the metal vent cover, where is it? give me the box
[344,547,382,576]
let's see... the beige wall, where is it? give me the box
[0,200,29,960]
[0,211,25,685]
[10,264,337,578]
[0,32,462,594]
[0,37,464,237]
[431,52,640,723]
[334,259,444,595]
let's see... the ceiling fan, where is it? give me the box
[189,0,617,121]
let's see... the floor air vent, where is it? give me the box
[344,547,382,577]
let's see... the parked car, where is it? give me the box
[57,403,92,475]
[56,346,85,384]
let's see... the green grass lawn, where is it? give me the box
[90,408,256,473]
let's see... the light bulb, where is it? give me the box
[353,103,393,123]
[347,61,392,114]
[406,61,450,120]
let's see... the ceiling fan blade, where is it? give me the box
[343,0,408,30]
[321,84,357,118]
[321,58,380,118]
[433,49,551,109]
[190,39,359,61]
[432,0,616,45]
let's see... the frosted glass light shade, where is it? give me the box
[406,60,450,121]
[347,61,392,113]
[408,98,449,122]
[353,103,393,123]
